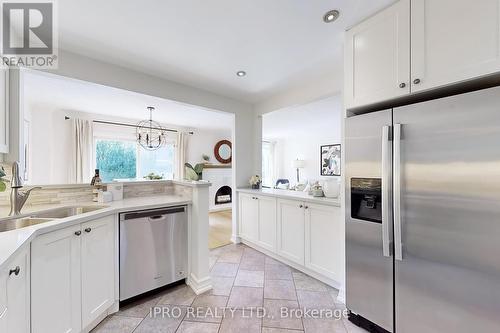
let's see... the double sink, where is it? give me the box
[0,206,109,233]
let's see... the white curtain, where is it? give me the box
[175,132,188,180]
[70,118,94,183]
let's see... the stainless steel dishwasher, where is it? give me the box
[119,206,187,301]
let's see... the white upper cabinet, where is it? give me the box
[0,68,9,153]
[345,0,410,109]
[345,0,500,109]
[411,0,500,92]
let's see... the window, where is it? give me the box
[95,138,175,182]
[138,145,174,179]
[262,141,275,188]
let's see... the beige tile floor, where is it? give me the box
[92,243,367,333]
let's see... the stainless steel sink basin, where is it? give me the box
[0,217,55,233]
[0,205,109,232]
[33,205,109,219]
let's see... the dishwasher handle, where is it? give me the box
[121,206,186,221]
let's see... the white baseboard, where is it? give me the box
[337,287,346,304]
[230,235,241,244]
[187,273,212,295]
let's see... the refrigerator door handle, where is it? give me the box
[394,123,403,261]
[381,125,392,257]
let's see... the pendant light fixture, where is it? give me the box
[136,106,166,150]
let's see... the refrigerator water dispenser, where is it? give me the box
[350,178,382,223]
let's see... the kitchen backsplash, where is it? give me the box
[0,163,192,208]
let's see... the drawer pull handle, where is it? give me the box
[413,78,421,84]
[9,266,20,276]
[84,228,92,233]
[399,82,406,88]
[75,230,81,236]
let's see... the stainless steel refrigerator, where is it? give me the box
[345,86,500,333]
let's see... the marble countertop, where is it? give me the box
[0,194,191,270]
[236,188,341,207]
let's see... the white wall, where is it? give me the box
[263,95,342,187]
[186,128,232,166]
[27,108,72,184]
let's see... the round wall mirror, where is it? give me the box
[214,140,232,164]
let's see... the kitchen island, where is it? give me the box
[0,180,211,333]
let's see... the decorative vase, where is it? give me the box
[323,179,340,198]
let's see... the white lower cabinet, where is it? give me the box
[239,193,277,251]
[32,224,82,333]
[239,194,259,243]
[0,245,30,333]
[277,199,305,265]
[239,192,343,284]
[304,203,343,281]
[257,196,277,252]
[32,215,115,333]
[81,216,115,328]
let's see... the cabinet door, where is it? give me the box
[31,225,82,333]
[0,68,8,153]
[0,266,7,333]
[345,0,410,109]
[305,204,343,281]
[411,0,500,92]
[239,193,259,242]
[81,216,115,328]
[6,246,30,333]
[277,199,305,265]
[256,195,277,252]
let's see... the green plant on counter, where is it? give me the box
[185,163,204,181]
[0,166,8,192]
[143,172,164,180]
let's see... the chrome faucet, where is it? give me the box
[9,162,41,216]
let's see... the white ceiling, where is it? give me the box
[59,0,394,103]
[24,72,234,131]
[263,95,341,139]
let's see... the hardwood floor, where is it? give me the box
[209,210,232,249]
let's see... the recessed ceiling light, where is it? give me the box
[323,9,340,23]
[236,71,246,77]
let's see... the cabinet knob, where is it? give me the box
[9,266,20,276]
[413,78,421,84]
[399,82,406,88]
[299,204,303,208]
[75,230,81,236]
[84,228,92,233]
[304,206,309,209]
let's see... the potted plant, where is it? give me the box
[0,166,8,192]
[185,163,204,181]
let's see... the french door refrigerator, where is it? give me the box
[345,85,500,333]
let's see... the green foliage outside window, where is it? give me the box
[96,140,137,182]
